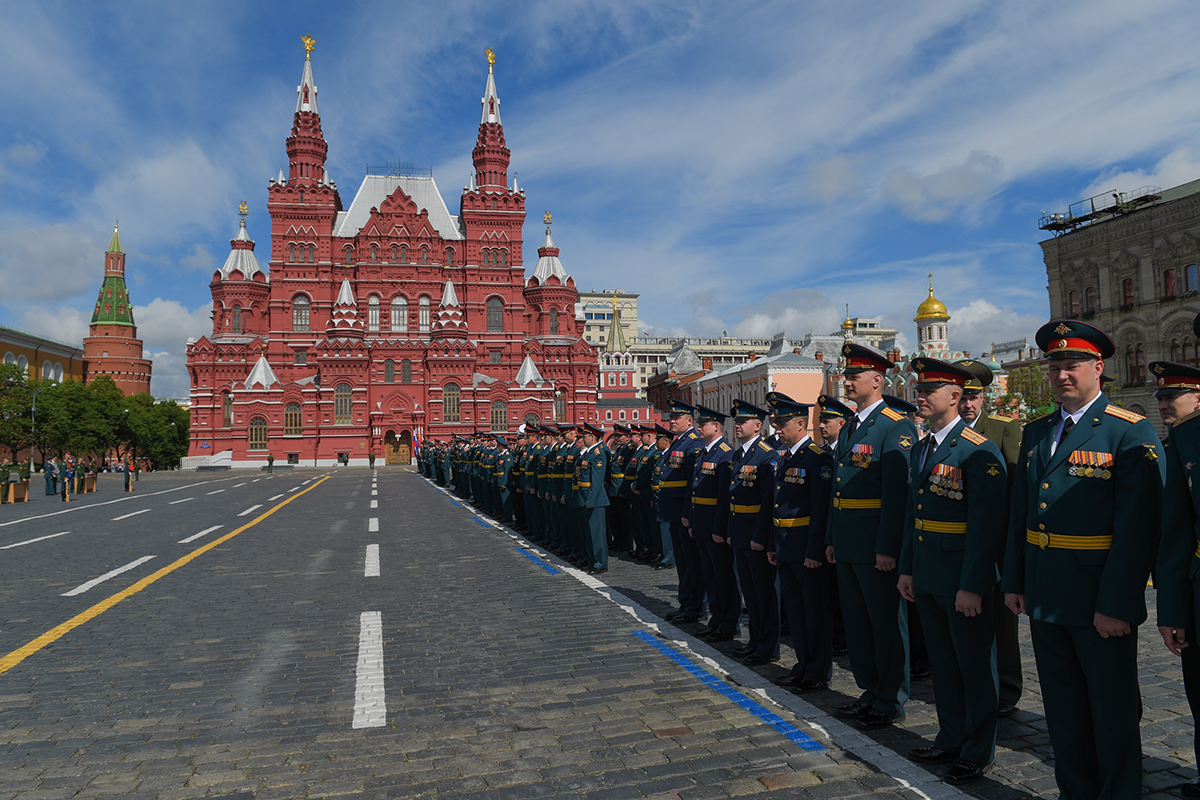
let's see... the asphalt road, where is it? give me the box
[0,468,1195,800]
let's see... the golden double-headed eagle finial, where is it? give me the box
[302,33,316,59]
[238,200,248,219]
[543,211,552,227]
[486,47,496,71]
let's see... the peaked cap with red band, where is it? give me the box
[910,358,975,389]
[1034,319,1115,360]
[1149,361,1200,396]
[841,342,894,374]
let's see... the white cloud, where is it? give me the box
[132,298,211,398]
[1081,147,1200,203]
[0,223,102,302]
[13,304,93,348]
[882,150,1004,222]
[945,298,1042,360]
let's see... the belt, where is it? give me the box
[493,471,506,477]
[914,519,967,534]
[692,496,717,506]
[833,497,882,509]
[523,470,534,476]
[1025,529,1113,550]
[660,480,688,488]
[731,504,761,514]
[773,516,811,528]
[537,473,550,479]
[578,482,591,487]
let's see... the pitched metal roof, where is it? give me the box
[244,355,280,390]
[332,175,464,241]
[218,219,264,281]
[531,230,569,283]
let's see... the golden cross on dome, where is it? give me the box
[485,47,496,72]
[302,33,316,59]
[238,201,248,219]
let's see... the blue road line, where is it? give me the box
[631,630,823,751]
[450,500,461,507]
[472,516,490,528]
[515,547,561,575]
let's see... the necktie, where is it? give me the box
[845,415,859,440]
[1058,415,1075,447]
[920,435,938,471]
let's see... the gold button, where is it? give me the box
[918,489,924,494]
[1039,502,1047,509]
[1039,523,1046,531]
[836,492,841,497]
[917,504,922,510]
[774,504,779,508]
[837,477,842,482]
[919,536,924,542]
[1042,482,1049,490]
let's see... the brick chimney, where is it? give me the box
[702,357,713,371]
[748,352,758,362]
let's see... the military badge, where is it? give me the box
[1054,322,1071,335]
[1144,443,1160,462]
[898,434,914,451]
[851,444,874,468]
[1067,450,1113,479]
[986,463,1000,478]
[821,466,832,481]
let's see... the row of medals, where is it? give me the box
[1068,465,1112,480]
[930,475,963,500]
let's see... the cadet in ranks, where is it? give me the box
[524,427,543,541]
[898,359,1006,784]
[511,429,527,532]
[956,358,1025,716]
[817,395,853,656]
[768,394,834,692]
[1153,356,1200,798]
[627,426,654,562]
[574,423,611,574]
[826,342,917,730]
[536,427,555,544]
[494,437,513,523]
[561,427,583,564]
[723,400,781,664]
[688,404,739,641]
[620,427,650,560]
[649,424,676,570]
[545,427,565,552]
[1004,319,1163,800]
[660,400,708,624]
[606,425,630,553]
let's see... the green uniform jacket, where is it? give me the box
[900,420,1007,597]
[575,444,611,508]
[1158,409,1200,629]
[1002,396,1164,627]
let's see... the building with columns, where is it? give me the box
[184,43,597,468]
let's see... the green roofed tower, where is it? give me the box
[83,224,152,395]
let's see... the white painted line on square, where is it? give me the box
[289,486,301,493]
[62,556,156,596]
[234,483,246,488]
[365,544,380,577]
[238,505,263,517]
[252,479,261,483]
[371,489,377,496]
[178,525,224,544]
[168,497,193,505]
[368,517,379,532]
[352,611,386,728]
[112,509,151,521]
[370,500,378,509]
[268,493,284,501]
[0,531,70,550]
[207,489,225,495]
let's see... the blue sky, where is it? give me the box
[4,1,1200,398]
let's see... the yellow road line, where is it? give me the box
[0,476,330,676]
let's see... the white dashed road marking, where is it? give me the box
[365,544,380,577]
[268,494,284,501]
[368,518,379,532]
[168,497,193,505]
[62,555,156,596]
[352,611,386,728]
[207,489,225,496]
[0,531,70,550]
[370,500,378,509]
[238,505,263,517]
[178,525,223,544]
[112,509,151,521]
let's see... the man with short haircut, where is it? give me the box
[648,425,675,569]
[659,400,707,623]
[689,405,739,641]
[1004,320,1163,800]
[899,359,1006,784]
[817,394,853,655]
[575,423,611,574]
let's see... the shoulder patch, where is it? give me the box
[1105,405,1145,423]
[687,431,698,439]
[1174,408,1200,428]
[808,443,826,454]
[960,427,988,446]
[758,440,773,452]
[881,407,905,422]
[718,442,732,452]
[988,414,1015,423]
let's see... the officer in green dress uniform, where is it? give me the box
[898,359,1006,784]
[826,342,917,731]
[1003,319,1164,800]
[1152,354,1200,798]
[575,423,611,573]
[817,395,853,656]
[956,358,1025,716]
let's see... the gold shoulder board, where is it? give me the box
[1174,408,1200,428]
[687,431,698,439]
[960,427,988,445]
[719,442,731,452]
[1105,405,1144,423]
[758,440,773,452]
[881,407,905,421]
[988,414,1015,422]
[808,443,826,454]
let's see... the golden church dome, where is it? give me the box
[914,275,949,322]
[841,304,853,330]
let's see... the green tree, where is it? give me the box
[37,379,120,462]
[0,364,33,462]
[993,365,1055,423]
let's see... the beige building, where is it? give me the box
[1040,179,1200,433]
[632,334,776,395]
[0,325,86,384]
[578,289,638,349]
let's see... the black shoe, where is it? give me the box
[732,643,754,657]
[832,642,848,656]
[652,561,672,570]
[773,674,803,687]
[834,700,870,720]
[791,679,828,694]
[910,666,932,681]
[856,709,903,730]
[742,653,772,666]
[997,700,1016,718]
[671,615,702,625]
[945,759,990,785]
[699,629,734,642]
[1181,781,1200,798]
[586,567,607,575]
[909,746,959,764]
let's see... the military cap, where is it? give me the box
[613,423,631,434]
[582,422,605,437]
[654,424,674,439]
[841,341,894,374]
[1149,361,1200,397]
[667,398,696,419]
[764,391,791,408]
[694,403,725,425]
[495,435,509,445]
[883,393,920,415]
[817,394,854,420]
[639,423,658,434]
[1100,373,1116,386]
[955,359,995,393]
[731,399,768,421]
[1035,319,1115,360]
[771,395,812,422]
[910,357,975,390]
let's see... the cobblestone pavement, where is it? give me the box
[0,467,1193,799]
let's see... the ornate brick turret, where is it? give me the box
[83,224,152,395]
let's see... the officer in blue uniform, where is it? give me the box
[827,342,917,730]
[722,399,781,665]
[1153,353,1200,799]
[689,404,739,640]
[660,400,707,624]
[648,424,675,570]
[767,394,834,691]
[817,394,853,656]
[898,359,1006,784]
[1004,319,1164,800]
[575,423,611,574]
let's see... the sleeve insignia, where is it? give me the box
[986,462,1001,478]
[960,427,988,445]
[898,434,913,450]
[719,442,731,452]
[808,443,826,454]
[1144,443,1160,462]
[881,407,905,421]
[820,465,832,481]
[1105,405,1145,423]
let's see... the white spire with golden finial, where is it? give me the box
[296,33,319,114]
[480,47,502,125]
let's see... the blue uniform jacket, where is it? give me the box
[688,438,733,538]
[768,439,834,563]
[658,429,703,523]
[720,436,779,548]
[1158,409,1200,630]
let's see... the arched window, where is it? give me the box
[443,383,461,422]
[1186,338,1197,367]
[620,372,628,386]
[334,383,352,425]
[483,249,491,267]
[487,297,504,332]
[401,359,412,383]
[1069,291,1080,316]
[399,245,408,263]
[384,359,395,383]
[370,244,378,263]
[289,244,296,263]
[391,244,398,263]
[419,296,431,333]
[491,401,507,432]
[549,308,559,335]
[554,389,566,423]
[391,296,408,332]
[619,410,626,420]
[42,361,53,380]
[1122,278,1135,306]
[606,410,613,421]
[248,417,268,450]
[524,412,540,427]
[53,363,62,381]
[222,393,233,427]
[420,246,428,264]
[445,248,455,266]
[292,295,310,332]
[500,250,507,267]
[284,403,302,436]
[1188,264,1200,292]
[231,304,242,334]
[1172,339,1182,361]
[2,352,13,364]
[368,295,380,332]
[1134,344,1146,383]
[1085,287,1098,313]
[608,373,616,387]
